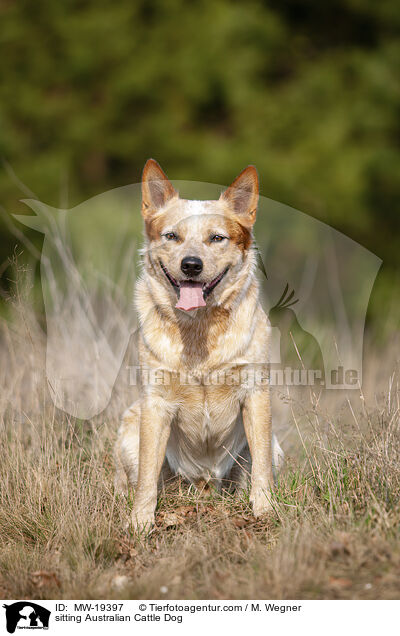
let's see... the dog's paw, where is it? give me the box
[250,488,274,518]
[130,508,155,535]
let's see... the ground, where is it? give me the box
[0,298,399,600]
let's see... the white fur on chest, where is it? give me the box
[165,385,247,483]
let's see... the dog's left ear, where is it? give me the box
[220,166,259,227]
[141,159,178,218]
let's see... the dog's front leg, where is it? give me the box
[242,388,274,517]
[131,396,174,533]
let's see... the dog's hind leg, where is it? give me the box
[227,444,252,494]
[114,402,141,493]
[271,432,284,479]
[114,457,129,495]
[228,433,284,495]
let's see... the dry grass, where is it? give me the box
[0,271,399,600]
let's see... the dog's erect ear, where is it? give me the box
[141,159,177,218]
[220,166,259,227]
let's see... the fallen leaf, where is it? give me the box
[159,511,183,527]
[329,576,352,588]
[177,505,196,517]
[231,516,247,529]
[116,539,138,562]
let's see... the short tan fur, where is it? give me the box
[114,159,283,531]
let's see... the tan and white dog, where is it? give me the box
[114,159,283,531]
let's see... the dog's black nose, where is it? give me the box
[181,256,203,277]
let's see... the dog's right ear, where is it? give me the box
[141,159,178,218]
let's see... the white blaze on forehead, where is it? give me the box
[168,200,228,236]
[182,200,213,215]
[182,201,212,236]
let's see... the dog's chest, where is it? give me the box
[176,377,245,431]
[166,380,247,482]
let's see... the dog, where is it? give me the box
[114,159,283,531]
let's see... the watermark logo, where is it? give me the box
[125,364,358,388]
[13,179,381,417]
[3,602,50,633]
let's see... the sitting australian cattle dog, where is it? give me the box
[115,159,283,531]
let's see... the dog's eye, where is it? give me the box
[163,232,178,241]
[210,234,226,243]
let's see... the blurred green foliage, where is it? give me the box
[0,0,399,332]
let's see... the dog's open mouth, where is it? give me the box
[160,261,229,311]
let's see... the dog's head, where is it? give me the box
[141,159,259,312]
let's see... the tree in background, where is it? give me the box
[0,0,398,331]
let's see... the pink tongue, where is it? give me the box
[175,281,206,311]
